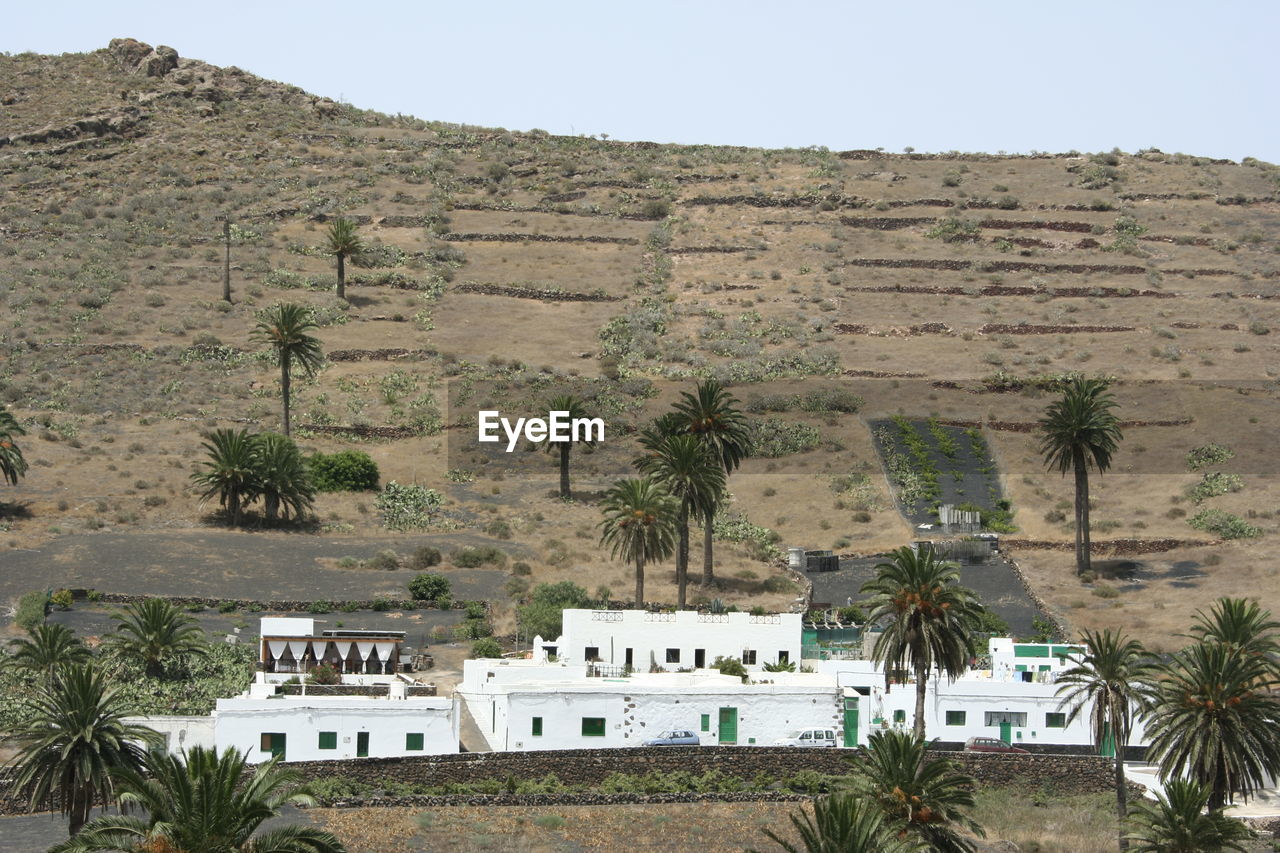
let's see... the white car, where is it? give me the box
[773,728,838,747]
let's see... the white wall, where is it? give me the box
[213,696,458,762]
[555,609,801,671]
[459,670,840,752]
[124,715,217,755]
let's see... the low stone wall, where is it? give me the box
[79,592,459,612]
[284,747,1118,795]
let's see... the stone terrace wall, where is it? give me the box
[285,747,1117,794]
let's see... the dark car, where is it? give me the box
[963,736,1029,754]
[642,729,701,746]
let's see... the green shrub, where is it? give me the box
[371,598,391,612]
[308,450,380,491]
[483,519,512,539]
[762,576,794,594]
[49,589,74,610]
[470,637,502,658]
[451,545,507,568]
[366,549,400,571]
[14,590,49,630]
[974,609,1010,635]
[375,481,444,531]
[464,601,487,620]
[517,581,591,640]
[307,600,333,614]
[925,217,979,243]
[713,656,748,682]
[746,419,822,458]
[512,561,532,576]
[408,573,451,602]
[1189,509,1262,540]
[217,600,239,613]
[307,663,341,685]
[454,618,492,641]
[1187,472,1243,503]
[1186,444,1234,470]
[639,199,670,220]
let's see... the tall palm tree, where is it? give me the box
[754,792,925,853]
[1037,377,1123,575]
[544,394,597,499]
[253,433,315,522]
[191,428,261,526]
[860,546,985,739]
[1186,596,1280,675]
[670,380,750,587]
[324,217,363,301]
[1144,639,1280,810]
[7,623,92,681]
[844,730,984,853]
[1055,629,1157,851]
[51,746,347,853]
[6,664,159,837]
[1124,778,1253,853]
[253,303,324,437]
[599,477,678,607]
[105,598,207,679]
[634,428,725,609]
[0,404,28,486]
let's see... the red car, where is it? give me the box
[963,736,1029,754]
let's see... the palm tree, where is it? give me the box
[7,623,91,681]
[253,303,324,437]
[670,380,750,587]
[51,746,347,853]
[1037,377,1123,575]
[1124,778,1253,853]
[860,546,985,739]
[599,477,678,607]
[1187,596,1280,674]
[1144,639,1280,810]
[844,730,984,853]
[324,217,363,301]
[253,433,315,522]
[634,428,725,609]
[0,404,28,486]
[1055,629,1157,850]
[105,598,207,679]
[191,428,261,526]
[6,664,158,837]
[544,394,597,499]
[754,792,925,853]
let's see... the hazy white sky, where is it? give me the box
[9,1,1279,162]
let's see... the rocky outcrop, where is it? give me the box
[108,38,178,77]
[0,107,147,148]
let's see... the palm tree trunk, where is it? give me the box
[1074,452,1091,575]
[677,500,690,609]
[913,658,928,740]
[336,253,346,301]
[68,781,91,836]
[635,554,645,608]
[1114,750,1128,851]
[230,487,241,527]
[281,353,292,437]
[558,444,571,499]
[701,518,715,587]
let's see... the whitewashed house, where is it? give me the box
[544,609,802,672]
[457,658,842,751]
[258,617,408,681]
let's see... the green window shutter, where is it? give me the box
[318,731,337,750]
[700,714,710,732]
[582,717,606,737]
[405,732,424,751]
[532,717,543,736]
[892,709,906,724]
[1045,713,1066,728]
[1014,645,1051,658]
[945,711,966,726]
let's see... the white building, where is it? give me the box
[546,609,802,672]
[458,658,841,751]
[213,679,459,763]
[258,617,409,681]
[124,715,217,755]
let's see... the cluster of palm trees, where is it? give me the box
[190,428,316,526]
[3,601,344,850]
[597,379,751,607]
[1053,598,1279,850]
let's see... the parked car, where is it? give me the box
[641,730,701,746]
[773,728,838,747]
[963,736,1029,754]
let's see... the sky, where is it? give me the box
[7,1,1279,163]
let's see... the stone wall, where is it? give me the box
[284,746,1118,795]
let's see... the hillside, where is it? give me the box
[2,40,1278,647]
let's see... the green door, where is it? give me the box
[718,707,738,744]
[999,720,1012,745]
[843,697,859,747]
[356,731,369,758]
[1100,722,1115,758]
